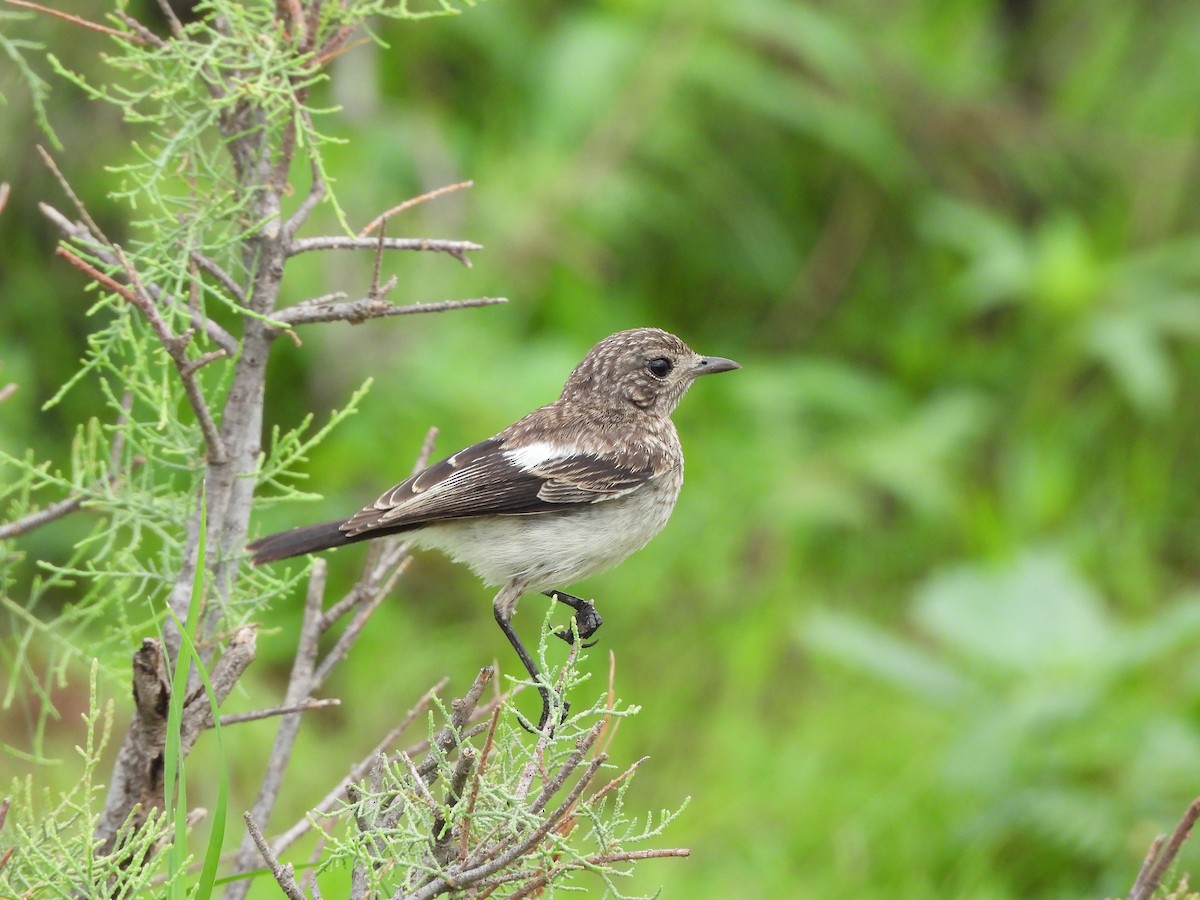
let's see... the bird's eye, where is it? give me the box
[647,357,673,379]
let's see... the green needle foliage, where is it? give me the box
[0,1,687,897]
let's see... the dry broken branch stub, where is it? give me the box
[94,629,256,856]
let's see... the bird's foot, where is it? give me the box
[548,593,603,647]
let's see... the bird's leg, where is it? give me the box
[543,589,603,647]
[494,606,566,734]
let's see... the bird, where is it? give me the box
[247,327,740,730]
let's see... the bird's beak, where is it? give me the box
[693,356,741,376]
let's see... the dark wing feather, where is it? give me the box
[340,437,657,537]
[532,455,655,503]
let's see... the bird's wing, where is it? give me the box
[339,437,659,537]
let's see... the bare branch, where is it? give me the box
[1127,796,1200,900]
[358,181,474,238]
[431,748,476,866]
[149,0,183,38]
[41,203,239,356]
[219,697,340,727]
[401,754,608,900]
[310,557,410,689]
[368,223,389,300]
[179,627,257,749]
[54,244,229,464]
[226,561,331,898]
[275,295,507,328]
[0,492,90,542]
[4,0,149,43]
[0,391,135,541]
[190,252,247,307]
[245,812,307,900]
[283,127,327,241]
[287,235,483,265]
[269,678,449,856]
[37,147,111,243]
[113,9,168,47]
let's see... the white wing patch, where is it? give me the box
[503,441,568,471]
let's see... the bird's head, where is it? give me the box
[561,327,740,416]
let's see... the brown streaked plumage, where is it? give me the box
[247,327,740,730]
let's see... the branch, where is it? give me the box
[190,252,247,307]
[219,697,340,726]
[53,245,230,464]
[0,492,89,542]
[287,236,483,265]
[0,391,135,541]
[94,629,256,855]
[1127,796,1200,900]
[4,0,149,43]
[244,812,306,900]
[399,752,609,900]
[269,668,501,859]
[274,295,507,328]
[225,560,331,900]
[40,203,239,356]
[358,181,473,238]
[500,848,692,900]
[283,121,327,242]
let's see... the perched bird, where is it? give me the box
[248,327,740,729]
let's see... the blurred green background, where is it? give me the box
[5,0,1200,896]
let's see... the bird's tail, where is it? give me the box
[246,518,354,565]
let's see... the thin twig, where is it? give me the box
[275,295,507,328]
[190,252,247,306]
[40,203,238,355]
[113,9,166,48]
[310,558,409,688]
[402,755,608,900]
[359,181,474,237]
[269,678,450,857]
[0,493,90,541]
[55,244,229,464]
[219,697,340,726]
[368,221,388,299]
[245,812,306,900]
[0,391,135,541]
[4,0,148,43]
[226,561,331,898]
[37,147,108,240]
[398,751,443,817]
[283,129,327,242]
[287,236,483,265]
[150,0,183,37]
[1127,796,1200,900]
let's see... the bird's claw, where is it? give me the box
[551,598,603,646]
